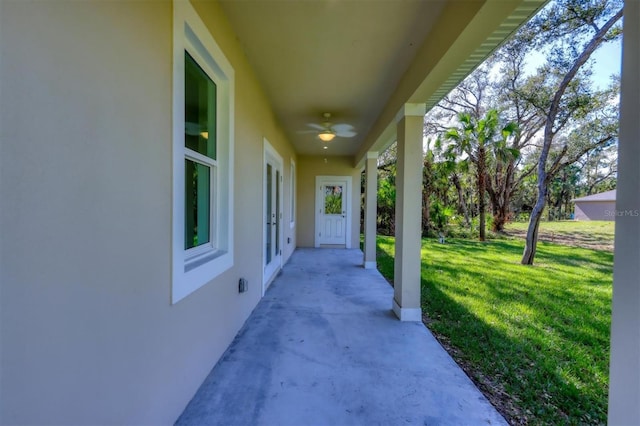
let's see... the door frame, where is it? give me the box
[314,175,352,248]
[263,138,284,294]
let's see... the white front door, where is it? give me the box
[315,176,351,247]
[263,141,283,292]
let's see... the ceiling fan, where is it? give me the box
[185,121,209,139]
[303,112,357,142]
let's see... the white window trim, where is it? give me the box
[290,159,296,229]
[172,0,234,304]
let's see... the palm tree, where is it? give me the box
[434,138,472,228]
[444,109,518,241]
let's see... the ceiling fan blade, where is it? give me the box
[331,123,355,133]
[185,121,203,136]
[335,130,357,138]
[306,123,326,131]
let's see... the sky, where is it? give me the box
[588,38,622,89]
[525,37,622,90]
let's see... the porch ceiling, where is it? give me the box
[218,0,545,161]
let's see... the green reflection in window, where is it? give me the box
[185,52,216,160]
[185,159,211,249]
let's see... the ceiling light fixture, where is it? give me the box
[318,130,335,142]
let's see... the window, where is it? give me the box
[184,52,215,253]
[290,160,296,228]
[172,0,234,303]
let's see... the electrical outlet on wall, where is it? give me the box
[238,278,248,293]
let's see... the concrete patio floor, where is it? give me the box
[176,248,506,426]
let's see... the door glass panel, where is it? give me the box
[184,159,210,249]
[266,164,272,264]
[324,185,343,214]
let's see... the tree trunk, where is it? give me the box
[477,147,486,241]
[452,173,470,226]
[486,158,516,233]
[521,194,544,264]
[489,184,510,233]
[521,7,622,264]
[493,206,508,232]
[556,190,564,220]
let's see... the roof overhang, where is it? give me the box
[217,0,547,165]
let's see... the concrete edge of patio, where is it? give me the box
[176,248,506,426]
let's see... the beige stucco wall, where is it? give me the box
[297,156,362,249]
[0,0,295,424]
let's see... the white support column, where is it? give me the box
[364,151,378,269]
[608,1,640,423]
[392,103,425,321]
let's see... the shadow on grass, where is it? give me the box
[377,235,612,425]
[424,281,608,424]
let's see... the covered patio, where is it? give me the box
[176,249,505,425]
[1,0,637,423]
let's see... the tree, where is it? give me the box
[488,46,546,231]
[425,55,543,233]
[363,142,398,237]
[437,145,472,228]
[577,141,617,195]
[444,109,518,241]
[547,164,580,220]
[518,0,623,264]
[421,144,434,236]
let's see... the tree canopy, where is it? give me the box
[371,0,622,253]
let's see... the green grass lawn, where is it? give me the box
[376,235,613,425]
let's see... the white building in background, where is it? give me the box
[573,189,617,221]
